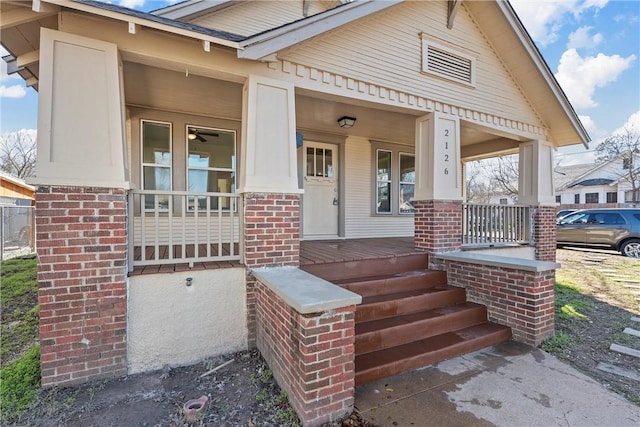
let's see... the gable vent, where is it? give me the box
[423,42,475,86]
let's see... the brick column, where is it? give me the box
[243,193,300,268]
[255,281,356,426]
[414,200,462,268]
[36,186,127,387]
[533,205,557,262]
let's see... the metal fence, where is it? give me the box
[1,205,35,260]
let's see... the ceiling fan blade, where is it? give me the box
[198,131,219,137]
[196,134,206,142]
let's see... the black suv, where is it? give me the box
[557,208,640,257]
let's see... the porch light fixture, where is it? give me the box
[337,116,357,128]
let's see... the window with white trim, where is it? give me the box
[399,153,415,214]
[374,146,415,215]
[606,192,617,203]
[585,192,599,203]
[376,150,392,214]
[186,125,236,210]
[141,120,172,210]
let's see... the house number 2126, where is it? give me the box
[443,128,450,176]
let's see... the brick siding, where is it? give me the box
[36,186,127,386]
[444,260,555,346]
[255,279,356,427]
[243,193,300,268]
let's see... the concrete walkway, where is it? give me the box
[356,341,640,426]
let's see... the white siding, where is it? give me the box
[344,137,414,238]
[280,1,543,127]
[190,0,334,37]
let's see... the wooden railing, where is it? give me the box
[128,190,242,271]
[462,203,532,246]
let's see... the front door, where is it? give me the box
[303,142,339,239]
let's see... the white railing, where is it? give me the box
[128,190,242,271]
[462,203,532,246]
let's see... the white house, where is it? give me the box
[1,1,589,425]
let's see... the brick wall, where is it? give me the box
[533,206,556,262]
[255,280,356,427]
[36,186,127,386]
[444,260,555,346]
[414,200,462,268]
[244,193,300,268]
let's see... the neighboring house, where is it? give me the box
[1,1,589,425]
[0,171,35,258]
[489,194,516,205]
[555,155,640,209]
[0,171,35,206]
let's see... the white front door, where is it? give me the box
[303,141,339,239]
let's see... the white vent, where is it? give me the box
[421,39,475,86]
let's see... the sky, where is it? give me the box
[1,0,639,166]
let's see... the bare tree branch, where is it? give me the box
[596,125,640,204]
[0,130,37,179]
[488,155,519,201]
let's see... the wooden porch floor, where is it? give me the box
[129,237,421,275]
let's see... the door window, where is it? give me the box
[141,120,172,210]
[306,147,333,178]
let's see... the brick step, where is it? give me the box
[356,286,466,322]
[301,253,429,282]
[355,322,512,385]
[355,302,488,355]
[336,269,447,298]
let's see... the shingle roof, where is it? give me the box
[554,163,595,190]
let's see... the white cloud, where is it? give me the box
[0,85,26,98]
[567,26,602,49]
[555,48,636,109]
[118,0,145,9]
[612,110,640,135]
[578,115,598,135]
[510,0,609,47]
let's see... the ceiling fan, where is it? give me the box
[188,128,219,142]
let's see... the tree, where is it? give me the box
[596,125,640,204]
[488,155,519,201]
[0,130,37,179]
[465,162,495,203]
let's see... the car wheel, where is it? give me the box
[620,239,640,258]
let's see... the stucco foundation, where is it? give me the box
[127,268,247,374]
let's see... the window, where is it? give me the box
[606,192,618,203]
[374,147,415,215]
[399,154,415,214]
[556,195,561,203]
[589,213,625,225]
[585,193,599,203]
[625,190,640,202]
[187,126,236,210]
[574,194,580,204]
[376,150,392,214]
[499,198,508,205]
[141,120,172,210]
[306,146,333,178]
[623,158,632,169]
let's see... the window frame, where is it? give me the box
[585,192,599,204]
[372,143,415,216]
[185,125,237,211]
[140,119,173,211]
[398,152,416,215]
[574,194,580,204]
[606,192,618,203]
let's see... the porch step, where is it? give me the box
[355,323,512,385]
[357,286,466,322]
[356,302,488,355]
[336,269,447,297]
[301,253,429,282]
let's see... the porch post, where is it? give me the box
[239,74,303,269]
[518,139,557,261]
[414,113,463,267]
[33,29,129,386]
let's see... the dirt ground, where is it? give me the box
[553,247,640,405]
[9,248,640,426]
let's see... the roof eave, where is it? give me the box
[151,0,234,20]
[44,0,242,49]
[238,0,402,61]
[499,0,590,148]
